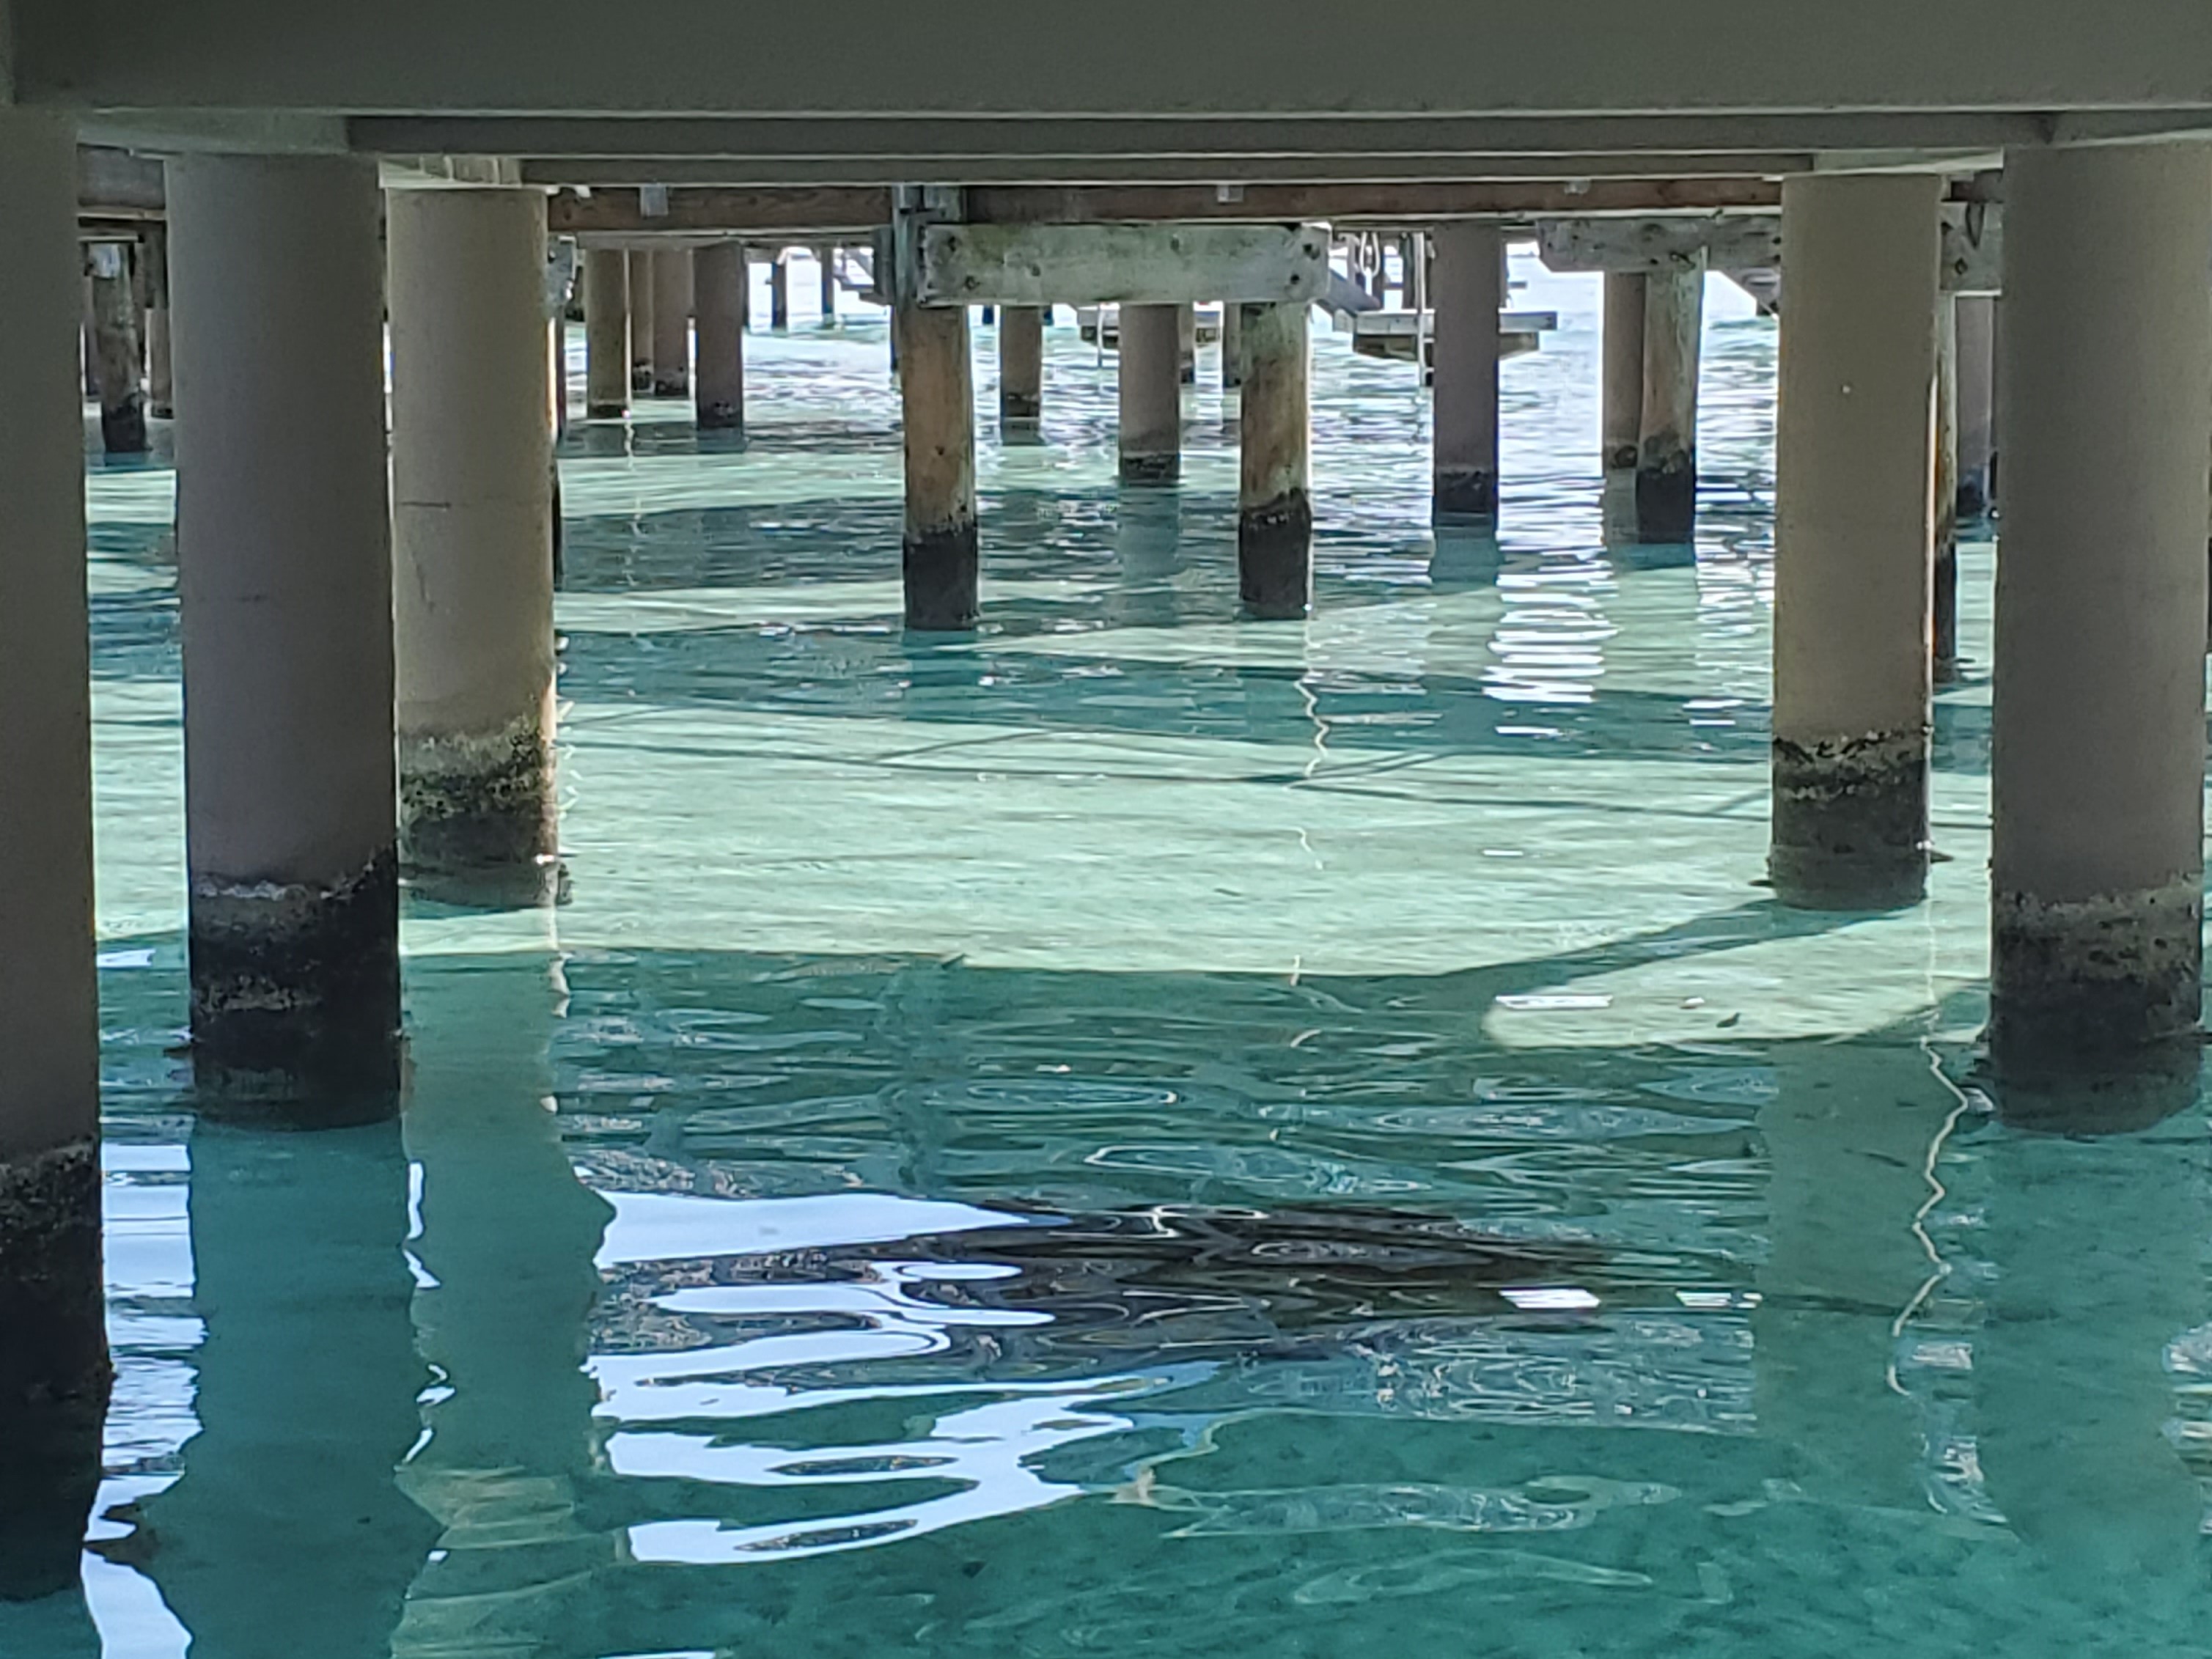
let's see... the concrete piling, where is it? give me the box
[85,243,147,455]
[1238,301,1312,619]
[582,246,629,419]
[1601,272,1647,478]
[1934,294,1961,681]
[1118,303,1182,485]
[142,221,172,422]
[1989,139,2212,1078]
[693,241,746,430]
[169,153,401,1108]
[1955,293,1995,518]
[1431,220,1503,523]
[1768,172,1941,911]
[650,246,690,397]
[0,107,109,1605]
[999,303,1043,438]
[898,303,979,630]
[770,251,790,330]
[388,187,560,905]
[626,249,655,392]
[1637,257,1705,543]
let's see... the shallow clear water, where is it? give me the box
[13,264,2212,1658]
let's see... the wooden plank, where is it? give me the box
[518,152,1819,188]
[77,144,165,214]
[1536,216,1782,273]
[917,221,1329,306]
[1353,309,1558,337]
[1540,202,2002,291]
[547,185,891,238]
[1939,202,2001,294]
[968,178,1783,225]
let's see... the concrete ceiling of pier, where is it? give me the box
[13,0,2212,174]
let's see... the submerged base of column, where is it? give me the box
[585,400,628,421]
[903,523,980,630]
[0,1141,111,1603]
[697,401,742,431]
[100,400,148,457]
[1636,452,1697,544]
[652,375,688,398]
[1990,878,2203,1080]
[1956,471,1990,521]
[1768,731,1929,910]
[1933,543,1961,683]
[1119,453,1179,487]
[188,850,403,1118]
[400,721,562,907]
[1000,391,1041,446]
[1239,492,1314,619]
[1433,467,1498,524]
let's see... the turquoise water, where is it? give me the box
[12,263,2212,1658]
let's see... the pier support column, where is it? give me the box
[1221,301,1243,390]
[1637,256,1705,542]
[626,249,654,392]
[143,222,172,421]
[1118,303,1181,485]
[1601,272,1647,478]
[1401,232,1427,312]
[693,241,746,430]
[1956,294,1995,518]
[0,107,109,1605]
[770,251,790,331]
[1177,302,1198,385]
[1768,173,1941,911]
[169,154,400,1107]
[1933,295,1961,680]
[581,247,629,419]
[86,242,147,455]
[999,303,1043,438]
[817,246,838,321]
[1990,140,2212,1076]
[388,188,559,905]
[1238,301,1312,619]
[1432,221,1502,522]
[898,304,978,630]
[650,248,690,398]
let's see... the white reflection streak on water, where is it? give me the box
[591,1191,1207,1563]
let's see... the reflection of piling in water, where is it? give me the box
[1,108,111,1610]
[1974,1116,2206,1621]
[138,1117,439,1659]
[394,951,617,1659]
[1753,1042,1955,1511]
[1108,491,1186,630]
[0,1147,108,1606]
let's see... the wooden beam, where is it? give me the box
[916,221,1330,306]
[543,180,1794,240]
[1540,202,2003,291]
[547,185,890,238]
[966,179,1785,224]
[1536,216,1783,273]
[518,152,1818,188]
[77,144,164,215]
[1939,202,2001,294]
[345,112,2049,161]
